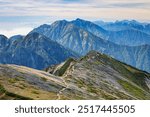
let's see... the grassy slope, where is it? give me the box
[78,51,150,99]
[0,74,58,100]
[91,52,149,90]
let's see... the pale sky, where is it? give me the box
[0,0,150,37]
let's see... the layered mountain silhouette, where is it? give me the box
[0,51,150,100]
[94,20,150,46]
[95,20,150,35]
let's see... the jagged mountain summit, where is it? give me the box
[71,18,108,39]
[31,19,150,72]
[72,18,150,46]
[0,51,150,100]
[0,32,78,69]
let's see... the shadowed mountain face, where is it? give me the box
[0,35,8,51]
[31,19,150,72]
[0,32,78,70]
[0,51,150,100]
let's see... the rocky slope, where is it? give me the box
[0,64,66,99]
[46,51,150,100]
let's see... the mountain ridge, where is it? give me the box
[1,51,149,100]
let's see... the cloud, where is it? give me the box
[0,0,149,36]
[0,16,53,37]
[0,27,33,38]
[0,0,149,21]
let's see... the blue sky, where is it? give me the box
[0,0,150,37]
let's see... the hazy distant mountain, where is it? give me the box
[0,32,78,69]
[107,29,150,46]
[95,20,150,42]
[31,19,150,72]
[95,20,150,34]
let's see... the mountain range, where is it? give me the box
[0,18,150,100]
[94,20,150,35]
[0,19,150,72]
[31,19,150,72]
[94,20,150,46]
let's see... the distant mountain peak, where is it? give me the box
[9,35,24,40]
[115,20,140,25]
[73,18,92,24]
[0,34,8,40]
[52,19,68,25]
[75,18,85,21]
[39,24,51,28]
